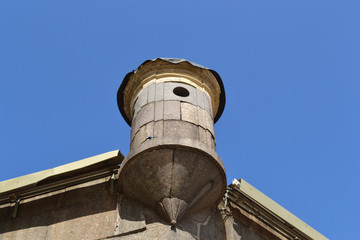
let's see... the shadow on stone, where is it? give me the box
[0,182,117,234]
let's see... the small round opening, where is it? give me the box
[173,87,190,97]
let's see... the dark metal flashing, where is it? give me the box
[117,58,226,126]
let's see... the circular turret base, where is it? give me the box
[119,146,226,224]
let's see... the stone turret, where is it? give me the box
[0,58,328,240]
[117,58,226,225]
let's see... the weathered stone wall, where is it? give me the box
[224,215,266,240]
[130,79,215,152]
[119,74,227,224]
[113,195,226,240]
[0,178,118,240]
[0,178,277,240]
[0,177,225,240]
[223,202,286,240]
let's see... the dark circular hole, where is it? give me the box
[173,87,190,97]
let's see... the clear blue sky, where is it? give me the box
[1,1,359,239]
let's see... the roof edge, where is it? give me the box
[0,150,124,197]
[231,179,328,240]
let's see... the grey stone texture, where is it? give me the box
[114,195,146,236]
[133,82,212,120]
[131,102,155,138]
[230,221,265,240]
[131,102,215,152]
[133,87,148,117]
[121,148,224,213]
[122,79,225,226]
[155,82,164,102]
[0,184,281,240]
[129,80,218,158]
[0,178,118,240]
[110,195,226,240]
[163,82,197,104]
[181,102,199,125]
[163,120,199,142]
[154,101,164,121]
[130,81,215,152]
[163,101,181,120]
[147,83,156,103]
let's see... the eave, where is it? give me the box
[0,150,124,205]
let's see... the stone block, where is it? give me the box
[206,130,216,151]
[163,121,198,141]
[133,87,148,117]
[0,182,118,240]
[181,102,198,125]
[0,217,49,239]
[154,101,164,121]
[196,107,215,137]
[114,195,146,236]
[46,197,117,240]
[9,191,64,219]
[130,126,135,142]
[163,82,197,105]
[199,126,208,147]
[196,89,205,110]
[155,82,164,101]
[133,97,140,119]
[199,209,226,240]
[132,102,155,135]
[145,121,154,139]
[154,120,164,138]
[205,111,215,137]
[138,87,148,107]
[62,181,106,207]
[147,83,156,103]
[164,101,180,120]
[131,121,154,151]
[203,92,213,117]
[113,223,196,239]
[131,125,146,151]
[198,107,207,130]
[231,220,265,240]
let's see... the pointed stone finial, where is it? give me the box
[157,197,188,226]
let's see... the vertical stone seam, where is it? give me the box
[180,101,183,122]
[44,215,50,239]
[191,212,213,240]
[152,86,156,139]
[113,195,121,235]
[196,223,201,240]
[169,149,175,198]
[162,80,165,138]
[196,107,201,142]
[197,106,206,146]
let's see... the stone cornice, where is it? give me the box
[117,58,225,125]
